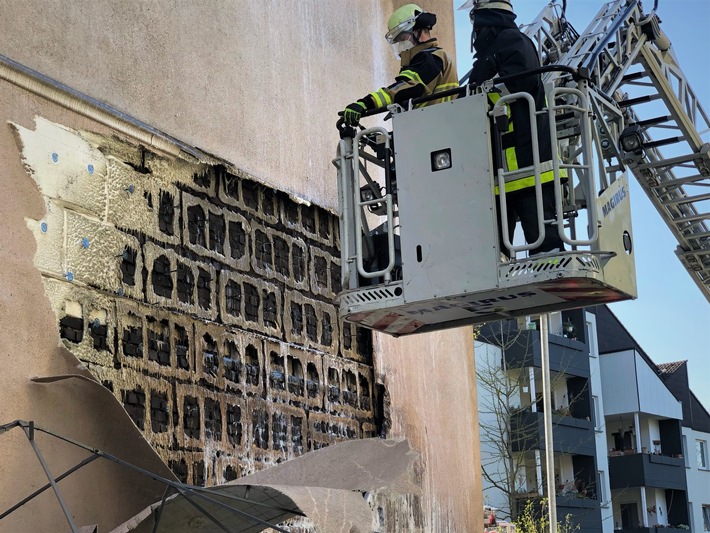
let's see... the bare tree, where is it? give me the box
[475,321,591,523]
[476,322,537,522]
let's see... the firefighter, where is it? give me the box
[341,3,458,127]
[463,0,565,257]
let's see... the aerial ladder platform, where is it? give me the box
[334,0,708,336]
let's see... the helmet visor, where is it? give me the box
[385,18,416,44]
[459,0,513,12]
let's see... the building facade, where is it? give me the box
[475,310,607,532]
[594,305,693,531]
[0,1,483,531]
[478,306,708,532]
[657,361,710,531]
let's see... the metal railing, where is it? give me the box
[493,82,598,254]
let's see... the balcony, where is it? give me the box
[502,330,589,378]
[614,526,688,533]
[515,494,601,533]
[512,410,595,455]
[608,453,686,490]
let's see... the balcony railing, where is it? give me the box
[511,409,595,455]
[514,495,602,532]
[608,452,686,490]
[614,526,689,533]
[502,330,589,377]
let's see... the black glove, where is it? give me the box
[343,100,367,127]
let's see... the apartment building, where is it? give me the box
[476,309,607,532]
[595,306,691,531]
[478,306,707,532]
[657,361,710,532]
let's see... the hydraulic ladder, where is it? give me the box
[523,0,710,301]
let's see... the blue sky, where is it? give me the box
[452,0,710,408]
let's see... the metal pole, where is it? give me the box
[22,422,79,533]
[0,453,100,520]
[539,314,558,533]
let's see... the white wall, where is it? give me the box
[0,0,456,213]
[635,353,683,419]
[601,350,640,415]
[601,350,682,419]
[646,487,669,527]
[684,426,710,531]
[586,311,614,533]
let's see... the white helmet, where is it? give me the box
[458,0,513,12]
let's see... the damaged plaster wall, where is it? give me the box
[13,116,381,526]
[2,112,482,533]
[0,85,179,533]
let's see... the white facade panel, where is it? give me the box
[586,312,614,532]
[684,426,710,531]
[635,352,683,419]
[601,350,640,415]
[601,350,682,419]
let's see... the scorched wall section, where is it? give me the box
[17,117,379,486]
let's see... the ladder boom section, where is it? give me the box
[526,0,710,300]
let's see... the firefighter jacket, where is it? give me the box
[362,39,459,111]
[469,10,562,194]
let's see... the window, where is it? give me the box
[702,504,710,531]
[593,396,602,431]
[683,435,689,467]
[586,323,597,357]
[697,440,708,469]
[597,470,608,507]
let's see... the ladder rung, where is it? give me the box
[683,231,710,241]
[663,192,710,206]
[643,136,685,150]
[652,174,707,188]
[673,212,710,224]
[637,115,672,128]
[621,71,647,83]
[619,94,661,107]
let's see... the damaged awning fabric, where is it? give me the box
[12,369,418,532]
[112,438,420,533]
[110,484,303,533]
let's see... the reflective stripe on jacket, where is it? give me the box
[366,39,458,110]
[488,92,565,194]
[470,22,567,195]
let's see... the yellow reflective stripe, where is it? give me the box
[493,168,568,194]
[494,169,554,195]
[370,89,392,108]
[505,146,518,171]
[435,83,459,102]
[399,69,424,85]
